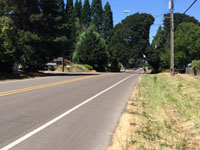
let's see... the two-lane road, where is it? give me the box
[0,71,141,150]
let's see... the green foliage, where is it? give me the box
[110,13,154,68]
[73,28,108,71]
[0,16,16,72]
[91,0,103,33]
[74,0,82,19]
[164,13,200,38]
[109,57,121,72]
[191,60,200,75]
[160,14,200,70]
[81,0,91,28]
[147,26,166,73]
[65,0,76,58]
[174,23,200,67]
[82,64,93,70]
[102,2,113,43]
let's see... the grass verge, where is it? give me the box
[107,73,200,150]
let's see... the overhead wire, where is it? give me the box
[183,0,197,14]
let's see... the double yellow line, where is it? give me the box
[0,75,100,97]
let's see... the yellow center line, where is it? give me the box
[0,75,102,97]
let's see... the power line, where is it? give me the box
[184,0,197,14]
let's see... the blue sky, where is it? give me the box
[71,0,200,42]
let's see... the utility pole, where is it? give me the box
[169,0,175,76]
[62,56,65,72]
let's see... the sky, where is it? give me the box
[71,0,200,42]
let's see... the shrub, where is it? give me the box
[83,64,93,70]
[191,60,200,75]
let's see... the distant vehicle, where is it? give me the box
[133,68,137,70]
[46,62,57,71]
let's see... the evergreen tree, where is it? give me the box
[9,0,43,72]
[74,0,82,23]
[65,0,75,59]
[147,26,166,73]
[81,0,91,28]
[39,0,66,62]
[91,0,103,33]
[73,28,108,71]
[78,0,82,19]
[102,2,113,43]
[74,0,80,18]
[7,0,66,72]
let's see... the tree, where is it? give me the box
[9,0,43,72]
[78,0,82,19]
[74,0,82,19]
[4,0,67,72]
[154,13,200,70]
[110,13,154,68]
[164,13,200,38]
[102,2,113,43]
[73,28,108,71]
[174,22,200,67]
[147,26,166,73]
[0,16,16,72]
[65,0,76,59]
[91,0,103,33]
[81,0,91,28]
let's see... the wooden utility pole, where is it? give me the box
[62,56,65,72]
[169,0,175,76]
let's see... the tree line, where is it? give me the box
[0,0,113,72]
[150,13,200,73]
[2,0,198,74]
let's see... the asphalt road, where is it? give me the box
[0,71,141,150]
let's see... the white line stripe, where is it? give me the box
[0,74,136,150]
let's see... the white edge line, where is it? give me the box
[0,74,136,150]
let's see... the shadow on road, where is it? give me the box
[44,72,100,76]
[0,72,100,81]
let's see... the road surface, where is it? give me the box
[0,71,141,150]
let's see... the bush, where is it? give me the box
[191,60,200,75]
[82,64,93,71]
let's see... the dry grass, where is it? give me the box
[106,73,200,150]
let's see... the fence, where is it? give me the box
[186,67,200,76]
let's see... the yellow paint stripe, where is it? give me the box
[0,75,101,97]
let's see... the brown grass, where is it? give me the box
[106,73,200,150]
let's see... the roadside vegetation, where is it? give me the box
[56,64,94,72]
[107,73,200,150]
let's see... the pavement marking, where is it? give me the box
[0,75,101,97]
[0,74,136,150]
